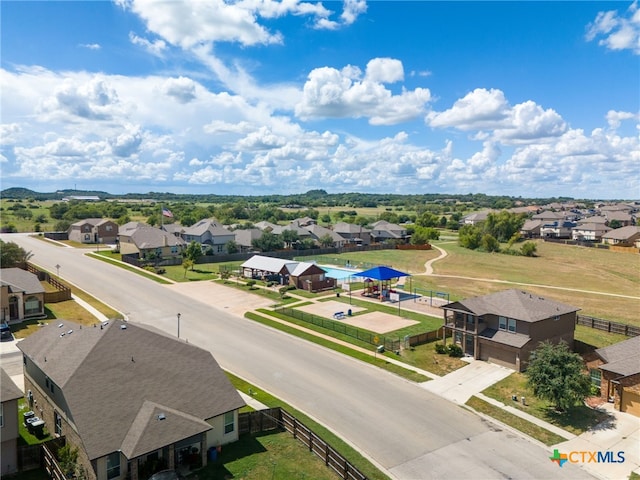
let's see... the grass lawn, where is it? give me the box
[190,431,340,480]
[400,341,467,376]
[481,373,610,435]
[17,399,52,445]
[248,310,429,383]
[574,325,630,350]
[251,307,465,377]
[226,372,390,480]
[465,396,567,446]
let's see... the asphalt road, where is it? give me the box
[1,234,595,480]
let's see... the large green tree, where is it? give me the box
[184,241,203,266]
[0,240,33,267]
[526,341,591,412]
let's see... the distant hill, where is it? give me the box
[0,188,112,200]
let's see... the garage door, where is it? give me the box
[621,390,640,417]
[479,343,516,369]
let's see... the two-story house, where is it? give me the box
[369,220,409,243]
[332,222,371,245]
[18,319,245,480]
[181,219,235,254]
[68,218,118,244]
[442,289,579,371]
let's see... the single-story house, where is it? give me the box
[240,255,336,292]
[118,225,186,260]
[601,226,640,247]
[68,218,119,244]
[460,210,492,225]
[1,368,23,476]
[585,336,640,417]
[0,268,45,323]
[18,319,245,480]
[442,289,579,372]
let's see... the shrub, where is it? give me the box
[447,344,463,357]
[435,343,447,354]
[246,280,256,288]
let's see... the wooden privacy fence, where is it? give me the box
[238,408,367,480]
[577,315,640,337]
[26,263,72,302]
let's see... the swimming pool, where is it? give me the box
[320,266,362,281]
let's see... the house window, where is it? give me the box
[84,234,91,241]
[106,225,113,231]
[54,412,62,436]
[106,452,121,479]
[590,369,601,388]
[498,316,507,331]
[24,296,41,315]
[507,318,516,333]
[224,411,235,434]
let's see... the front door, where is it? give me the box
[465,334,474,356]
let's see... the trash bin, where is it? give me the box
[336,292,340,298]
[208,447,218,462]
[347,309,352,316]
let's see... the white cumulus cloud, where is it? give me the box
[585,1,640,54]
[296,59,431,125]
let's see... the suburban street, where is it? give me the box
[1,233,596,479]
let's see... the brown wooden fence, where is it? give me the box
[26,263,72,303]
[238,408,367,480]
[576,315,640,337]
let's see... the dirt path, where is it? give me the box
[416,243,640,300]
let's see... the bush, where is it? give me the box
[246,280,256,288]
[435,343,447,354]
[447,344,463,357]
[589,383,601,397]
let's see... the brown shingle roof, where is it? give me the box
[18,320,244,461]
[443,289,579,322]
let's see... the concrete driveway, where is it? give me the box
[420,358,513,404]
[555,403,640,480]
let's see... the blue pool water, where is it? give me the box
[320,266,362,280]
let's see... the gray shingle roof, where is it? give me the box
[602,226,640,240]
[596,336,640,377]
[18,320,244,461]
[443,289,579,322]
[478,328,531,348]
[0,268,45,294]
[120,226,186,249]
[1,368,23,402]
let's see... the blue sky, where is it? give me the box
[1,0,638,199]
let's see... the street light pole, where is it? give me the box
[177,313,181,338]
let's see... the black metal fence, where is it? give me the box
[274,306,442,352]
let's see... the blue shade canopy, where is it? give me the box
[354,266,410,281]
